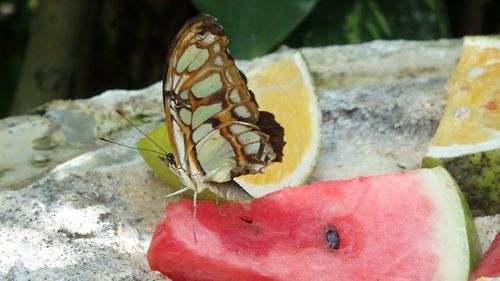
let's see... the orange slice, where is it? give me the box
[235,52,321,197]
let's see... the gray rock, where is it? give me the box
[0,39,497,280]
[0,136,168,280]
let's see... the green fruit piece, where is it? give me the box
[136,125,181,188]
[136,125,218,201]
[423,148,500,216]
[422,36,500,216]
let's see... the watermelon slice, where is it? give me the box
[470,232,500,280]
[148,167,481,281]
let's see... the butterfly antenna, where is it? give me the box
[114,109,168,155]
[99,137,165,156]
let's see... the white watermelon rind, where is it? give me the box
[422,167,482,279]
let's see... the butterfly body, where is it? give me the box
[163,15,284,201]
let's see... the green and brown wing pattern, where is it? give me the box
[163,15,284,184]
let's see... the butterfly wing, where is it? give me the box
[163,15,284,188]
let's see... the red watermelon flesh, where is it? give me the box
[147,167,480,281]
[470,232,500,280]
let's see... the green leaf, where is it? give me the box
[192,0,319,59]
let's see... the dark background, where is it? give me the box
[1,0,498,118]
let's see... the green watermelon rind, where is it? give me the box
[422,148,500,216]
[454,173,483,273]
[422,167,482,278]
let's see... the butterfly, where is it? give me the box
[161,14,285,203]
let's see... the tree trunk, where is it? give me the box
[10,0,96,115]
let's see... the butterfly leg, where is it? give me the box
[164,186,190,200]
[215,194,222,215]
[215,195,229,217]
[192,189,198,243]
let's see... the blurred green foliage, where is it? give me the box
[286,0,449,47]
[193,0,449,58]
[1,0,451,117]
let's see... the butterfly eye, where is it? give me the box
[166,153,176,165]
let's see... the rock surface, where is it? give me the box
[1,39,498,280]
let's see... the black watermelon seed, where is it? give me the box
[325,226,340,250]
[239,216,253,224]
